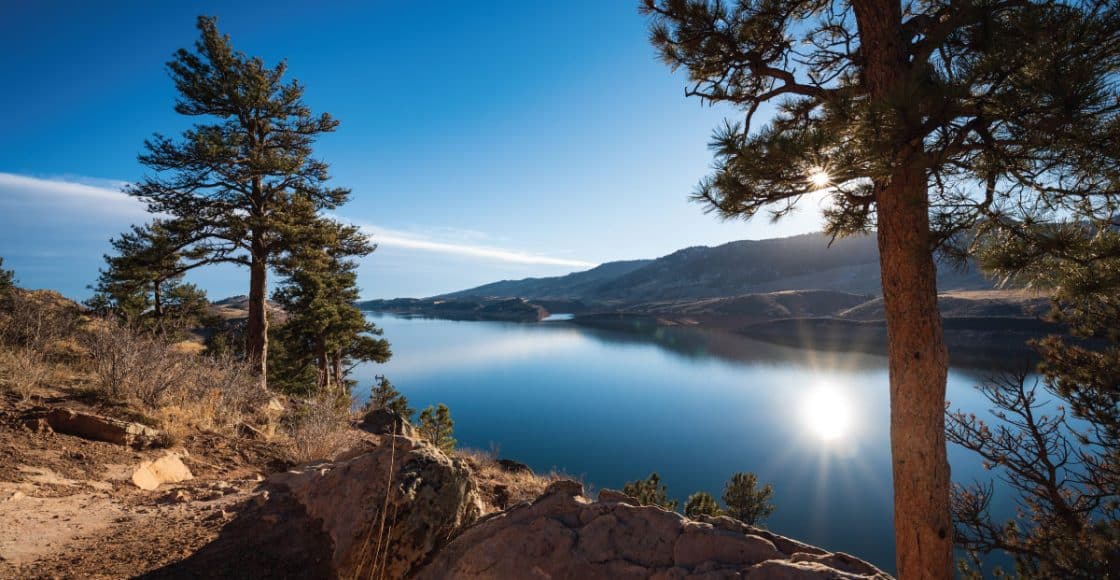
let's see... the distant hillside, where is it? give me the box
[443,260,651,302]
[837,289,1051,321]
[624,290,874,326]
[444,232,993,304]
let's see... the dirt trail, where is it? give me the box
[0,395,290,579]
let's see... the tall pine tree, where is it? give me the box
[127,16,350,386]
[642,2,1120,575]
[270,205,390,395]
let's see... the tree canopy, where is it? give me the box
[126,16,354,384]
[642,0,1120,249]
[642,1,1120,575]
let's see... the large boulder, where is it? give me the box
[143,434,483,579]
[270,435,482,577]
[416,482,892,579]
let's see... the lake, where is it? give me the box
[351,313,1022,574]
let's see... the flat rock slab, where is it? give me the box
[41,408,162,449]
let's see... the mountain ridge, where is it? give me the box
[439,232,993,304]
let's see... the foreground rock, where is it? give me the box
[146,433,888,579]
[417,481,891,579]
[29,408,162,448]
[131,452,194,490]
[146,434,482,579]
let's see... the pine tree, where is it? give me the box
[684,491,723,518]
[126,16,351,386]
[721,472,774,526]
[88,220,209,328]
[945,223,1120,576]
[269,208,390,394]
[642,2,1120,574]
[622,472,679,511]
[418,404,456,453]
[368,376,414,420]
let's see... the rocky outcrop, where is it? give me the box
[145,434,482,579]
[416,481,891,580]
[269,434,483,578]
[146,433,889,579]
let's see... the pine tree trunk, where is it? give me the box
[877,169,952,579]
[316,344,329,392]
[853,1,953,577]
[246,246,269,389]
[152,281,163,321]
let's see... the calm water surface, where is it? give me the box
[352,313,1021,573]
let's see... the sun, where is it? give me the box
[802,385,853,442]
[808,167,831,190]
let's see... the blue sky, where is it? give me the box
[0,1,822,300]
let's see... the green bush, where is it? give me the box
[722,472,774,525]
[367,375,414,420]
[684,491,723,518]
[622,472,679,511]
[418,403,456,453]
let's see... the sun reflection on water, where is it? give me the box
[802,385,854,442]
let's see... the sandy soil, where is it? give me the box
[0,393,291,579]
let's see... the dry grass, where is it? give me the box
[80,319,272,437]
[0,347,51,403]
[286,392,353,463]
[455,447,573,512]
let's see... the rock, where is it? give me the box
[41,408,161,449]
[357,408,417,438]
[131,453,193,491]
[417,481,892,580]
[163,489,192,504]
[789,552,887,577]
[496,458,533,474]
[5,491,26,502]
[746,559,883,579]
[599,488,641,505]
[251,434,481,578]
[674,523,782,567]
[21,416,52,433]
[543,479,585,498]
[698,516,829,558]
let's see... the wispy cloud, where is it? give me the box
[0,172,145,216]
[356,223,597,268]
[1,172,597,269]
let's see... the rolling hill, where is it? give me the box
[443,232,993,304]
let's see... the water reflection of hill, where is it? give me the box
[561,318,1037,373]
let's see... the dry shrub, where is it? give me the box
[455,447,568,511]
[0,290,80,349]
[82,318,269,433]
[84,322,190,405]
[287,392,352,463]
[0,347,50,402]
